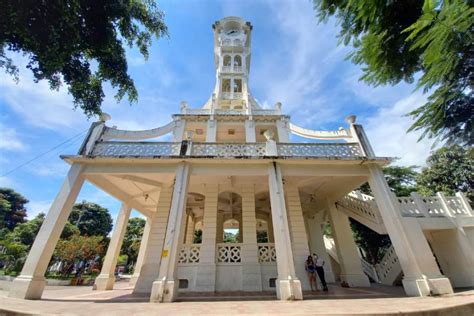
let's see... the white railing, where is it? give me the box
[233,92,243,99]
[234,66,243,73]
[215,108,245,115]
[252,109,281,116]
[178,244,201,264]
[338,194,382,224]
[221,66,232,72]
[257,243,277,263]
[217,243,242,263]
[221,92,232,100]
[92,142,181,157]
[277,143,363,158]
[375,245,401,285]
[191,143,266,157]
[91,141,367,159]
[360,257,380,283]
[183,109,210,115]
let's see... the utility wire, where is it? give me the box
[1,128,89,177]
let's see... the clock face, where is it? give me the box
[226,29,240,36]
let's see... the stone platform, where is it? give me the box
[0,280,473,315]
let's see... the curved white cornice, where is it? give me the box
[289,123,351,140]
[101,121,175,141]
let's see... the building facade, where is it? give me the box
[9,17,473,303]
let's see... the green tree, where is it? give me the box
[360,165,419,196]
[9,213,79,248]
[0,0,168,117]
[53,233,105,275]
[0,188,28,230]
[313,0,474,145]
[68,201,113,238]
[193,229,202,244]
[120,217,145,268]
[0,234,28,275]
[417,145,473,202]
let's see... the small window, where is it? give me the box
[228,129,235,135]
[269,278,277,288]
[222,79,231,92]
[234,55,242,66]
[223,55,231,66]
[233,79,242,93]
[179,279,189,289]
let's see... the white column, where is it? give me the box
[206,119,217,142]
[9,164,85,299]
[305,215,336,283]
[276,119,289,143]
[195,184,218,291]
[268,162,303,300]
[284,184,313,291]
[130,217,152,287]
[94,203,132,290]
[367,164,430,296]
[133,187,173,294]
[327,200,370,287]
[184,214,195,244]
[150,163,191,303]
[245,120,256,143]
[241,184,262,291]
[401,217,453,294]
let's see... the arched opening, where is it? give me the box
[222,78,231,93]
[255,191,275,243]
[183,193,205,244]
[223,55,231,66]
[234,55,242,67]
[233,79,242,93]
[217,191,242,243]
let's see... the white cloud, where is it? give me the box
[364,92,436,167]
[0,176,15,187]
[27,199,52,219]
[0,123,28,152]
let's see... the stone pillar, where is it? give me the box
[276,119,289,143]
[267,162,303,300]
[130,217,152,287]
[9,164,85,299]
[327,201,370,287]
[427,227,474,288]
[216,212,224,243]
[184,214,195,244]
[241,184,262,291]
[367,164,430,296]
[305,215,336,283]
[195,184,218,291]
[267,213,275,242]
[284,184,313,291]
[94,203,132,290]
[245,120,256,143]
[133,187,173,294]
[401,217,453,294]
[206,120,217,142]
[150,163,191,303]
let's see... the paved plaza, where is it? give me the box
[1,280,473,315]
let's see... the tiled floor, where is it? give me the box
[0,280,473,315]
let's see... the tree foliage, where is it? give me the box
[0,0,168,117]
[54,233,105,267]
[313,0,474,145]
[417,145,473,201]
[0,188,28,230]
[359,165,419,196]
[120,217,145,267]
[68,201,113,238]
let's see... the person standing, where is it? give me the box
[305,255,317,291]
[314,253,328,291]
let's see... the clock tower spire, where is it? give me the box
[206,17,257,112]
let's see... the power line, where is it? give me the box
[1,128,89,177]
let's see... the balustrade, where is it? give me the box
[277,143,363,158]
[257,243,277,263]
[217,243,242,263]
[178,244,201,264]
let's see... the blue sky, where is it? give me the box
[0,0,435,224]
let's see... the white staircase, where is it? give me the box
[327,190,472,285]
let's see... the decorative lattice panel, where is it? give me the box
[217,244,241,263]
[92,142,181,157]
[277,143,363,158]
[191,143,266,157]
[258,244,277,263]
[178,244,200,264]
[422,197,446,217]
[396,197,424,217]
[445,197,468,216]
